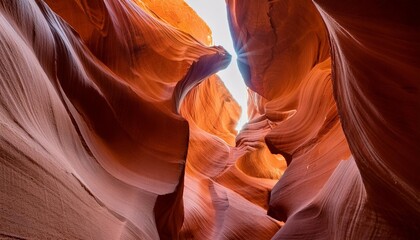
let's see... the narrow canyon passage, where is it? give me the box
[0,0,419,240]
[184,0,249,131]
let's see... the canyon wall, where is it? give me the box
[0,0,418,239]
[227,0,419,239]
[0,0,279,239]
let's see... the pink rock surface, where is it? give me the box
[0,0,419,239]
[227,0,419,239]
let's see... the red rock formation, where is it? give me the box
[314,1,420,237]
[0,0,228,239]
[227,0,350,226]
[0,0,282,239]
[1,0,419,239]
[227,0,420,239]
[141,0,212,46]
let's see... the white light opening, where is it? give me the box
[185,0,248,131]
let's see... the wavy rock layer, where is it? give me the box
[1,0,419,239]
[0,0,281,239]
[227,0,419,239]
[0,0,228,239]
[315,1,420,237]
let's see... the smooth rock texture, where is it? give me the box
[227,0,419,239]
[0,0,228,239]
[0,0,419,239]
[314,1,420,238]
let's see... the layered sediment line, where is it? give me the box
[0,0,419,239]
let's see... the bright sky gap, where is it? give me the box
[184,0,248,131]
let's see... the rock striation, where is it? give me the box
[227,0,419,239]
[0,0,419,239]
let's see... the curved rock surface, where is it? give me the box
[227,0,419,239]
[0,0,228,239]
[314,1,420,238]
[0,0,419,239]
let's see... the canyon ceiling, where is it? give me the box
[0,0,419,239]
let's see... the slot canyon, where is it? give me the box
[0,0,419,239]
